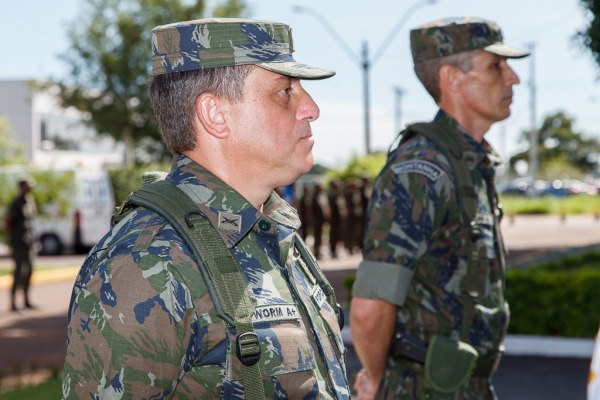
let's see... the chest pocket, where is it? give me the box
[474,211,497,259]
[252,306,316,377]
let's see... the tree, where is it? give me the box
[325,152,387,183]
[509,111,600,178]
[577,0,600,74]
[48,0,246,165]
[0,117,26,165]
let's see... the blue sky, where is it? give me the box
[1,0,598,169]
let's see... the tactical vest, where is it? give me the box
[398,122,495,342]
[112,175,342,399]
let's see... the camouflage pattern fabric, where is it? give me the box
[410,17,529,63]
[152,18,335,79]
[352,111,506,400]
[62,154,349,399]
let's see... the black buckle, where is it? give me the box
[236,332,261,366]
[336,303,345,330]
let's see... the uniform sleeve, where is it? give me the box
[62,219,205,399]
[352,152,449,306]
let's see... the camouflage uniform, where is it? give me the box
[62,155,349,399]
[352,111,506,399]
[352,17,529,399]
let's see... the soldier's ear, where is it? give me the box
[439,64,463,94]
[195,93,231,139]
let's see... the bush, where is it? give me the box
[506,250,600,338]
[108,162,170,205]
[343,251,600,338]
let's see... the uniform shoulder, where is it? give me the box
[385,133,453,183]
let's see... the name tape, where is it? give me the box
[252,304,300,323]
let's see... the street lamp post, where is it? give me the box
[394,86,405,135]
[293,0,437,154]
[526,42,538,183]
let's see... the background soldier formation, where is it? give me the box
[296,178,371,260]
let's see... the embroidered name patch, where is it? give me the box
[476,212,494,226]
[251,304,300,323]
[391,160,444,181]
[217,212,242,233]
[311,285,327,310]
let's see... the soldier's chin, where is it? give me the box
[299,155,314,175]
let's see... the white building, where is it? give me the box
[0,79,124,169]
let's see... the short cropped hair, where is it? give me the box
[414,50,478,102]
[148,65,254,154]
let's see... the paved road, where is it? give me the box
[0,214,598,396]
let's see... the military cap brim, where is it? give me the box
[256,61,335,80]
[484,43,530,59]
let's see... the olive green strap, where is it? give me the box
[402,123,480,342]
[129,180,264,399]
[294,234,343,328]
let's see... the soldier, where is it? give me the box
[312,182,331,259]
[344,179,364,254]
[297,184,314,241]
[350,17,529,399]
[328,180,348,259]
[5,179,37,312]
[62,18,349,399]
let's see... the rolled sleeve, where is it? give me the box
[351,260,415,306]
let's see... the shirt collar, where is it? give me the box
[433,110,502,170]
[166,154,300,248]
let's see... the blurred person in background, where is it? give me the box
[5,179,37,312]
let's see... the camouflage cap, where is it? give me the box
[410,17,529,64]
[152,18,335,79]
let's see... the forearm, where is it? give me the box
[350,297,397,383]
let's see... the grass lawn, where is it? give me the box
[1,376,62,399]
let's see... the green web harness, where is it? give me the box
[399,122,483,341]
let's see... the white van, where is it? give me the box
[1,166,115,255]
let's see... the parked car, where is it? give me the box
[497,178,548,197]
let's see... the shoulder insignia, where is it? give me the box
[217,212,242,233]
[391,160,445,181]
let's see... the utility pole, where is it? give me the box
[293,0,437,155]
[394,86,405,135]
[527,42,538,183]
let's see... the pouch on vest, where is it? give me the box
[423,334,478,397]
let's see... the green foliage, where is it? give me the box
[48,0,246,164]
[29,170,76,218]
[509,111,600,176]
[343,251,600,338]
[500,194,600,215]
[108,162,171,205]
[506,251,600,338]
[0,117,26,165]
[324,152,386,184]
[577,0,600,76]
[0,167,74,244]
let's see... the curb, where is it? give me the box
[0,266,79,289]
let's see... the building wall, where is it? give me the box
[0,79,124,168]
[0,80,33,158]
